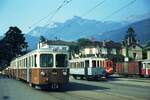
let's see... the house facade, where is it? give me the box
[79,41,121,58]
[37,40,69,51]
[121,27,143,60]
[147,50,150,60]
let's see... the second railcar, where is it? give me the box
[69,57,113,80]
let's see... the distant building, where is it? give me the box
[37,39,69,51]
[79,41,122,58]
[121,27,143,60]
[147,50,150,60]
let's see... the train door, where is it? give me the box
[85,60,89,79]
[145,62,149,76]
[124,62,128,74]
[27,57,30,82]
[16,61,19,78]
[27,67,29,82]
[142,63,146,76]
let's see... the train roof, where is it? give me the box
[141,60,150,63]
[11,48,68,61]
[69,57,108,62]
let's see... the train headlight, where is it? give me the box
[40,71,46,77]
[63,71,67,75]
[62,69,67,75]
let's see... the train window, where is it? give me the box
[147,63,150,68]
[25,58,27,67]
[34,55,37,67]
[81,62,84,68]
[29,56,31,67]
[56,54,67,67]
[73,62,75,68]
[85,60,89,68]
[23,59,25,67]
[31,56,33,67]
[32,55,34,67]
[92,60,96,68]
[97,61,99,67]
[77,62,80,68]
[40,54,53,67]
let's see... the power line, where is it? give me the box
[28,11,53,29]
[81,0,107,17]
[103,0,136,20]
[40,0,73,40]
[28,0,73,29]
[46,0,73,26]
[75,0,137,39]
[55,0,107,39]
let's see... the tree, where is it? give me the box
[39,36,46,43]
[145,41,150,48]
[77,38,91,47]
[0,26,28,66]
[125,27,136,44]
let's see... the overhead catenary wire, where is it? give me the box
[81,0,107,17]
[42,0,73,40]
[46,0,73,26]
[102,0,136,20]
[28,0,73,29]
[75,0,137,39]
[55,0,107,39]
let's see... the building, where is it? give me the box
[121,27,143,60]
[147,50,150,60]
[79,41,122,58]
[37,39,69,52]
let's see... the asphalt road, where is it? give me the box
[0,75,150,100]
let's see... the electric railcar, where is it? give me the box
[4,48,69,89]
[69,57,113,80]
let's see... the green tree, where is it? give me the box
[145,41,150,48]
[0,26,28,66]
[77,38,91,47]
[39,36,46,43]
[125,27,136,44]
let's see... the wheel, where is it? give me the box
[72,75,77,79]
[29,83,35,87]
[80,76,84,80]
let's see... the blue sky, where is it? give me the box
[0,0,150,35]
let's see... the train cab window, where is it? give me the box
[92,60,96,68]
[40,54,53,67]
[56,54,67,67]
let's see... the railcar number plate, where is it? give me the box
[52,72,57,75]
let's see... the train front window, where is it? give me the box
[56,54,67,67]
[40,54,53,67]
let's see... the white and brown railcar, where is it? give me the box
[8,48,69,88]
